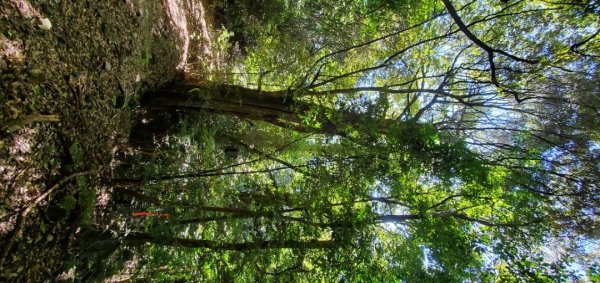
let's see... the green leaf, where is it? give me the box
[59,195,77,211]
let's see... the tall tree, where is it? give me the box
[118,0,599,281]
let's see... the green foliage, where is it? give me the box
[365,0,437,23]
[69,143,82,162]
[108,0,600,280]
[58,195,77,211]
[76,189,95,227]
[387,121,488,184]
[589,264,600,282]
[212,0,294,51]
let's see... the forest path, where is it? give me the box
[0,0,215,280]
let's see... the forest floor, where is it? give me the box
[0,0,218,281]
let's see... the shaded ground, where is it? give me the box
[0,0,218,280]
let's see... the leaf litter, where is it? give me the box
[0,0,217,280]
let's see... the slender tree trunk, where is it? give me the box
[112,165,305,185]
[114,188,284,217]
[124,232,337,251]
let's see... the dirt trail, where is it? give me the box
[0,0,216,280]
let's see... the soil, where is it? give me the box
[0,0,218,281]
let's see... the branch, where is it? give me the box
[112,134,312,185]
[570,29,599,53]
[428,194,492,210]
[442,0,539,64]
[441,0,539,102]
[230,138,312,176]
[300,11,446,89]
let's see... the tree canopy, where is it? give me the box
[111,0,599,281]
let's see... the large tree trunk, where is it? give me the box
[140,79,396,136]
[141,80,314,131]
[128,109,181,151]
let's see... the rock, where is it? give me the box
[38,18,52,30]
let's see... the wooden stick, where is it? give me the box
[3,114,60,132]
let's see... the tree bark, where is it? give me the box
[140,79,398,137]
[141,80,308,131]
